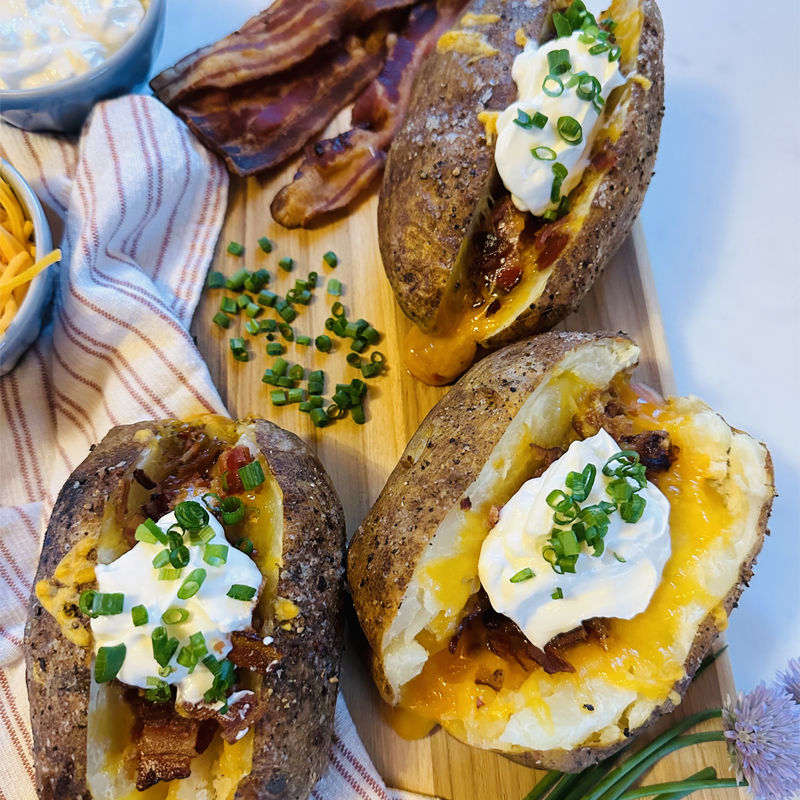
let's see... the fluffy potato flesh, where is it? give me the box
[372,340,773,761]
[38,416,282,799]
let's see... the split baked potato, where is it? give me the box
[379,0,665,384]
[26,416,346,800]
[348,332,774,770]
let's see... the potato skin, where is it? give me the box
[24,419,346,800]
[348,331,631,702]
[347,333,775,770]
[379,0,665,341]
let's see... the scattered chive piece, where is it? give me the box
[362,326,379,344]
[551,587,564,600]
[207,271,226,288]
[294,279,309,292]
[510,567,535,583]
[547,49,571,75]
[230,338,248,362]
[94,643,126,683]
[370,351,384,364]
[322,251,338,268]
[308,381,324,395]
[152,549,171,569]
[253,267,270,285]
[361,362,382,378]
[245,302,261,318]
[350,337,367,353]
[132,605,148,626]
[212,312,231,329]
[532,146,557,161]
[279,323,294,341]
[159,567,182,581]
[276,376,294,388]
[589,41,610,56]
[279,305,297,323]
[238,460,265,491]
[227,242,244,256]
[326,403,345,420]
[227,584,257,601]
[350,378,367,398]
[351,404,366,425]
[258,236,273,253]
[226,268,249,290]
[308,271,318,287]
[266,342,283,356]
[552,11,572,37]
[309,369,324,382]
[310,407,329,427]
[204,543,229,567]
[288,388,304,403]
[234,537,254,555]
[220,497,246,525]
[260,318,277,332]
[271,390,288,406]
[332,390,352,408]
[346,353,361,368]
[162,607,190,625]
[543,209,558,221]
[295,289,312,304]
[299,401,315,413]
[296,335,312,346]
[178,569,207,600]
[614,552,627,563]
[557,115,583,145]
[220,296,237,314]
[257,290,277,307]
[262,370,278,385]
[315,335,332,352]
[608,44,621,61]
[331,302,345,318]
[543,75,564,97]
[278,256,294,271]
[136,519,167,545]
[272,357,288,376]
[188,525,214,546]
[244,319,260,335]
[288,364,304,381]
[327,279,342,296]
[152,627,180,668]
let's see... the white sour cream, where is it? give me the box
[494,29,625,216]
[93,506,263,707]
[478,429,671,648]
[0,0,148,91]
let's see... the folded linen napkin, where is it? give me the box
[0,95,431,800]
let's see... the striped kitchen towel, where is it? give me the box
[0,95,433,800]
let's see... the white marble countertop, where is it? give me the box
[150,0,800,691]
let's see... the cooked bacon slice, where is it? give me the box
[174,26,390,176]
[219,445,253,495]
[151,0,418,106]
[179,689,263,744]
[271,0,468,228]
[228,630,282,672]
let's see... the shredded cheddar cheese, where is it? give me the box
[461,13,501,26]
[0,176,61,335]
[437,30,499,62]
[477,110,500,146]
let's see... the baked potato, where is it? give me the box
[348,332,774,770]
[26,416,346,800]
[379,0,665,384]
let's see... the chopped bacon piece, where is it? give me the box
[151,0,418,106]
[174,26,390,176]
[271,0,468,228]
[529,444,565,478]
[488,505,502,528]
[228,630,282,673]
[474,665,505,692]
[220,445,253,495]
[179,690,263,744]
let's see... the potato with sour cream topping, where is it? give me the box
[0,0,149,91]
[348,331,775,771]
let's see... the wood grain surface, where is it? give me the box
[191,127,740,800]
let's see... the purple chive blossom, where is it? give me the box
[777,658,800,705]
[722,682,800,800]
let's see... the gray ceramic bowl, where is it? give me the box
[0,160,58,376]
[0,0,166,133]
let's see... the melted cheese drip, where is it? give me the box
[403,0,644,386]
[391,379,733,738]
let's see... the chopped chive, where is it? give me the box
[279,305,297,323]
[238,460,265,491]
[236,294,249,309]
[276,376,294,388]
[609,45,621,61]
[532,146,557,161]
[158,567,182,581]
[614,552,627,563]
[589,42,611,56]
[245,302,261,318]
[362,326,380,344]
[227,242,244,257]
[351,404,366,424]
[370,351,384,364]
[219,497,245,526]
[271,390,288,406]
[204,543,229,567]
[310,407,329,427]
[132,605,148,626]
[346,353,361,368]
[552,11,572,37]
[227,584,257,601]
[178,569,207,600]
[315,335,332,352]
[226,268,249,290]
[351,337,368,353]
[557,115,583,145]
[323,251,338,268]
[188,525,215,545]
[207,271,226,288]
[257,290,277,307]
[551,587,564,600]
[331,302,345,318]
[152,549,171,569]
[272,357,288,376]
[136,519,167,545]
[309,369,324,382]
[152,627,179,668]
[308,271,318,287]
[543,209,558,221]
[258,236,273,253]
[278,256,294,271]
[543,75,564,97]
[326,403,345,420]
[332,390,352,408]
[296,335,312,346]
[510,567,535,583]
[162,607,190,625]
[327,279,342,296]
[279,323,294,341]
[547,49,571,75]
[94,643,126,683]
[288,364,304,381]
[266,342,283,356]
[260,318,277,332]
[244,319,260,335]
[361,362,382,378]
[514,109,535,129]
[234,537,254,556]
[220,296,237,314]
[307,381,324,395]
[287,388,304,403]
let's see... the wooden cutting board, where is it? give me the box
[190,121,740,800]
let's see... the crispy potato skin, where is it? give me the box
[347,333,775,770]
[26,422,157,800]
[24,420,346,800]
[379,0,547,329]
[348,331,630,701]
[379,0,665,340]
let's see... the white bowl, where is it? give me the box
[0,159,58,376]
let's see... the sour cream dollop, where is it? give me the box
[93,506,262,706]
[494,29,625,216]
[0,0,148,91]
[478,429,671,648]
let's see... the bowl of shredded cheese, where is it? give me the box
[0,159,62,375]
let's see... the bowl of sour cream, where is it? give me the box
[0,0,166,133]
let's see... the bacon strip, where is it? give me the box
[174,26,390,176]
[151,0,418,106]
[271,0,469,228]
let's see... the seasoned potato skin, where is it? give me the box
[347,332,775,772]
[25,419,346,800]
[379,0,665,341]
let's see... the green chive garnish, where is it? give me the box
[614,552,627,563]
[271,389,288,406]
[278,256,293,271]
[227,268,249,290]
[94,643,126,683]
[136,518,167,544]
[258,236,273,253]
[557,116,583,145]
[296,335,312,346]
[158,568,182,581]
[220,497,246,525]
[204,543,229,567]
[543,75,564,97]
[510,567,535,583]
[323,251,338,267]
[257,290,277,307]
[532,146,557,161]
[152,549,171,569]
[315,335,332,352]
[152,627,179,668]
[227,242,244,257]
[547,49,571,75]
[212,312,231,329]
[162,607,190,625]
[178,569,207,600]
[238,460,265,491]
[207,271,226,289]
[310,407,329,427]
[551,587,564,600]
[227,584,257,601]
[351,404,366,425]
[552,12,572,37]
[132,605,148,627]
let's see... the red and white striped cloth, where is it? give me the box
[0,95,430,800]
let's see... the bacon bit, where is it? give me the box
[529,444,565,478]
[474,665,504,691]
[589,145,619,175]
[174,25,390,176]
[536,231,570,270]
[220,446,252,495]
[271,0,469,227]
[151,0,418,106]
[228,631,282,673]
[460,496,472,511]
[133,469,157,490]
[476,697,485,708]
[488,505,502,528]
[493,264,522,294]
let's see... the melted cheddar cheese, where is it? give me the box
[391,379,733,739]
